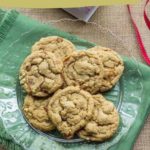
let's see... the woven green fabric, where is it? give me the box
[0,10,5,22]
[0,9,150,150]
[0,119,22,150]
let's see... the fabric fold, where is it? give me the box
[0,10,19,44]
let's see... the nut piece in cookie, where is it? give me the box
[23,95,55,132]
[31,36,75,60]
[78,94,119,142]
[48,86,94,139]
[19,51,64,97]
[89,46,124,92]
[62,51,104,94]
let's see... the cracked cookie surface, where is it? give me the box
[62,51,104,94]
[89,46,124,92]
[47,86,94,139]
[78,94,119,141]
[23,95,55,132]
[19,51,63,97]
[31,36,75,60]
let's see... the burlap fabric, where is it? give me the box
[0,0,149,149]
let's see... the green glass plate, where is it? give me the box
[0,9,150,150]
[16,57,124,144]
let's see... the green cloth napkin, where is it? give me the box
[0,10,23,150]
[0,9,150,150]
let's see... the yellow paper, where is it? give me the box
[0,0,139,8]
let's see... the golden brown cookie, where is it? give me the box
[89,46,124,92]
[78,94,119,141]
[47,86,94,139]
[31,36,75,60]
[23,95,55,132]
[62,51,104,94]
[19,51,63,97]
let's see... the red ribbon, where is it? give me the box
[144,0,150,30]
[127,0,150,65]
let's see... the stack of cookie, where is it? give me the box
[20,36,124,142]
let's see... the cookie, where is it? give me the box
[89,46,124,92]
[23,95,55,132]
[47,86,94,139]
[78,94,119,141]
[19,51,63,97]
[62,51,104,94]
[31,36,75,60]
